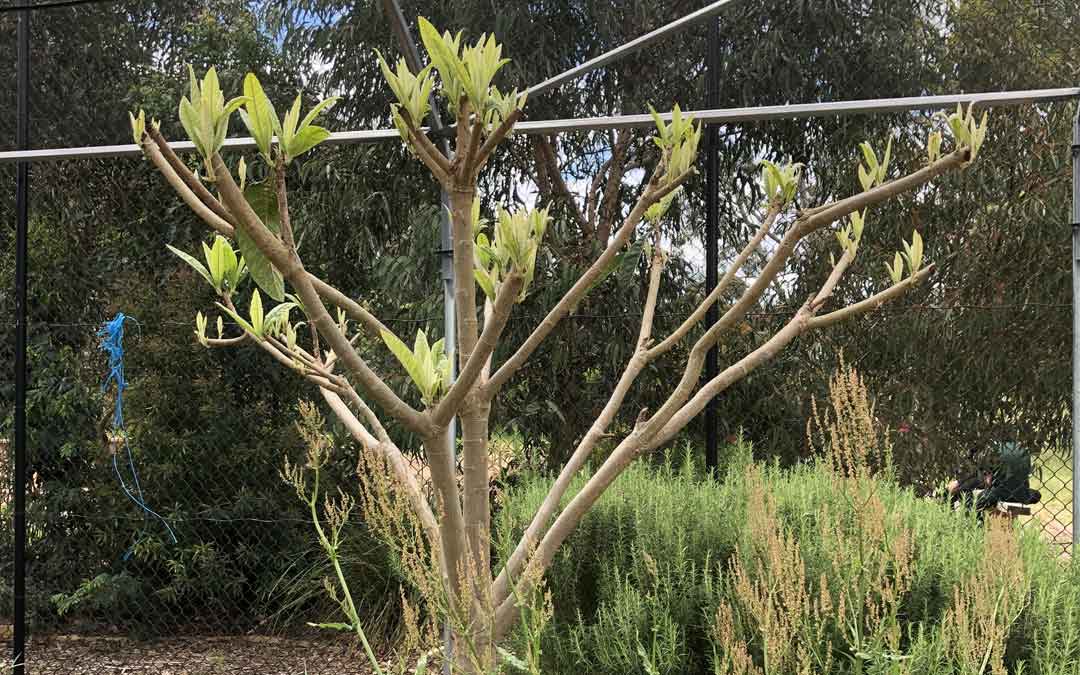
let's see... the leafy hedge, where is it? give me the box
[497,447,1080,675]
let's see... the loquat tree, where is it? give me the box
[131,20,988,673]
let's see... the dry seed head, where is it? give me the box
[809,354,891,481]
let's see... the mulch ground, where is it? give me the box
[22,634,388,675]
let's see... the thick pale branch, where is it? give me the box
[484,169,694,397]
[492,429,646,637]
[462,116,485,177]
[470,109,523,177]
[810,247,856,312]
[211,154,433,437]
[340,385,391,443]
[433,273,523,426]
[205,335,247,347]
[142,139,235,237]
[493,153,971,634]
[294,256,434,438]
[275,154,298,254]
[265,335,338,380]
[306,275,400,344]
[649,204,781,358]
[654,263,936,447]
[240,331,345,393]
[636,149,974,444]
[496,262,931,633]
[251,335,343,391]
[320,386,380,448]
[808,263,935,330]
[801,149,968,232]
[637,239,666,348]
[209,155,292,266]
[449,187,482,379]
[652,305,816,450]
[402,112,453,181]
[422,426,470,601]
[319,388,439,543]
[492,237,666,607]
[147,127,238,230]
[210,329,427,539]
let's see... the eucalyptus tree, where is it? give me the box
[784,0,1080,485]
[133,17,988,671]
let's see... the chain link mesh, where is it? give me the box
[1,2,1078,673]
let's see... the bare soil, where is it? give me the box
[20,634,387,675]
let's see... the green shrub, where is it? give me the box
[497,447,1080,675]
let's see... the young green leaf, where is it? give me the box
[281,93,303,149]
[381,329,425,396]
[418,17,470,106]
[129,109,146,145]
[879,135,893,182]
[858,164,874,192]
[264,302,297,338]
[859,142,880,176]
[195,311,208,347]
[474,266,497,301]
[299,96,340,132]
[215,301,256,336]
[240,73,279,162]
[927,130,942,164]
[249,290,265,337]
[886,251,904,284]
[166,244,214,289]
[287,125,332,158]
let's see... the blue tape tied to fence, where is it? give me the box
[98,313,177,557]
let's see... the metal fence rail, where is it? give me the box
[2,87,1079,164]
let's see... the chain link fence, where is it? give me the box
[2,113,1077,675]
[1028,451,1074,556]
[2,2,1079,674]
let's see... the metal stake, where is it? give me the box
[703,18,721,471]
[13,7,31,675]
[1071,101,1079,550]
[380,3,455,669]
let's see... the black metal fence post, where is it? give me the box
[13,6,31,675]
[703,18,721,471]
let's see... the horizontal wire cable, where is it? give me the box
[0,0,115,13]
[7,302,1071,331]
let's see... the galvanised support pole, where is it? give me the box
[13,7,31,675]
[703,18,721,472]
[380,3,455,669]
[1071,100,1079,551]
